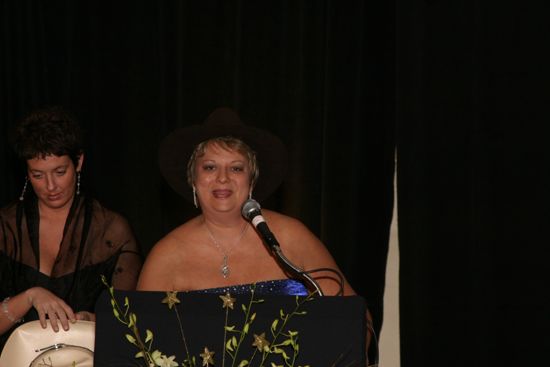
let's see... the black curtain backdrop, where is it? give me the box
[397,1,549,366]
[3,1,548,366]
[0,0,394,347]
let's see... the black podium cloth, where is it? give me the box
[94,289,366,366]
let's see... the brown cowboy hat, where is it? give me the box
[158,107,287,203]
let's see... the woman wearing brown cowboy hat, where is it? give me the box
[137,107,356,297]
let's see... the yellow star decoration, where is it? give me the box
[161,291,180,309]
[219,293,236,309]
[252,332,270,352]
[200,347,215,366]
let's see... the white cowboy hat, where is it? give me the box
[0,320,95,367]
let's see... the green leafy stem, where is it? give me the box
[101,276,317,367]
[101,275,179,367]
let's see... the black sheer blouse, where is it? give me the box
[0,194,142,348]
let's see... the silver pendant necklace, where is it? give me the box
[205,221,249,278]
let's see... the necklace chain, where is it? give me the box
[204,221,248,278]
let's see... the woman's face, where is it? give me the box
[27,154,83,211]
[194,142,251,213]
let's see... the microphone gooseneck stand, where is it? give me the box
[270,244,324,297]
[241,199,324,297]
[243,200,379,365]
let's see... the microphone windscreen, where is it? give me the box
[241,199,262,220]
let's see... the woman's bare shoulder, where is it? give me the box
[138,217,203,290]
[149,217,202,255]
[262,209,314,239]
[262,209,302,226]
[262,210,354,296]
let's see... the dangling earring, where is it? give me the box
[192,186,198,208]
[248,189,252,200]
[19,177,28,201]
[76,172,81,196]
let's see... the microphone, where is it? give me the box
[241,199,324,296]
[241,199,280,251]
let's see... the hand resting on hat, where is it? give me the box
[26,287,78,331]
[0,287,87,336]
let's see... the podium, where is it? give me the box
[94,289,367,366]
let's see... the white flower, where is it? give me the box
[152,352,179,367]
[150,350,162,360]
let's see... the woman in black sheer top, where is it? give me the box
[0,106,142,350]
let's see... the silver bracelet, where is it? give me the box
[2,297,22,324]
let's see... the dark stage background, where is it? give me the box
[1,1,548,366]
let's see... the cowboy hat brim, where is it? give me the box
[0,320,95,367]
[158,108,287,203]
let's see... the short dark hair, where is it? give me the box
[11,106,83,166]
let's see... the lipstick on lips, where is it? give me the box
[212,189,232,199]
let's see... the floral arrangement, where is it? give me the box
[101,276,316,367]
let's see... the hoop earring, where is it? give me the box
[19,177,28,201]
[76,172,81,196]
[193,186,198,208]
